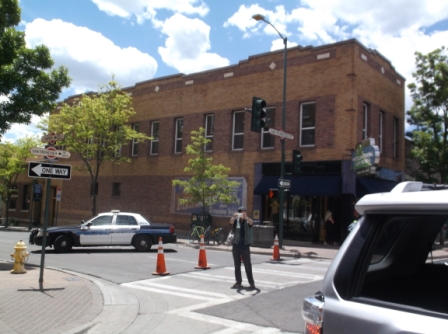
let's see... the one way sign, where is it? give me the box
[28,162,71,180]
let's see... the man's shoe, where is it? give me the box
[249,284,256,289]
[232,283,243,288]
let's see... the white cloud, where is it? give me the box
[24,19,158,94]
[2,116,43,143]
[91,0,209,23]
[158,14,229,73]
[225,4,289,39]
[226,1,448,123]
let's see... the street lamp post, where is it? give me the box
[252,14,287,248]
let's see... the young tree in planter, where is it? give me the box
[407,47,448,183]
[0,136,39,226]
[49,80,151,216]
[172,127,240,224]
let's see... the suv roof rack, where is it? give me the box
[391,181,448,193]
[421,184,448,191]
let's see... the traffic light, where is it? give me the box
[251,96,267,132]
[292,150,302,175]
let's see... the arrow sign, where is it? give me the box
[41,133,64,143]
[28,162,71,180]
[31,147,71,159]
[269,128,294,140]
[278,179,291,188]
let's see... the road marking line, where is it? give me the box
[179,272,317,288]
[122,283,219,301]
[166,301,283,333]
[125,280,229,298]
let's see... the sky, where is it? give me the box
[4,0,448,142]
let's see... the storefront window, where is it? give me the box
[285,195,313,236]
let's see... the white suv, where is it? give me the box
[302,181,448,333]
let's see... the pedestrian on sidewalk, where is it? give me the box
[229,206,256,289]
[324,210,335,245]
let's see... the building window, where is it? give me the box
[175,118,183,154]
[379,111,384,153]
[22,185,30,211]
[300,102,316,146]
[9,199,16,210]
[131,123,139,156]
[112,183,121,196]
[205,114,214,152]
[115,126,123,157]
[261,107,275,149]
[393,117,399,158]
[232,111,245,150]
[150,121,159,155]
[362,103,369,140]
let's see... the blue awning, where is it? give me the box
[356,177,397,198]
[254,175,342,196]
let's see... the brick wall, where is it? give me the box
[9,39,406,229]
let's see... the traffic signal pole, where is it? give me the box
[252,14,288,248]
[278,35,287,249]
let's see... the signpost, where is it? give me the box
[269,128,294,140]
[28,162,71,180]
[30,147,71,159]
[34,132,69,286]
[41,133,64,144]
[278,179,291,188]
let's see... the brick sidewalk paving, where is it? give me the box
[0,262,102,334]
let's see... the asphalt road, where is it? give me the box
[1,230,327,333]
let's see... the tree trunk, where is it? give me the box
[4,196,10,228]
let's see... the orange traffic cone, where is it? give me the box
[153,237,170,275]
[195,234,211,269]
[271,234,281,261]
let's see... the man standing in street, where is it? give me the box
[229,206,256,289]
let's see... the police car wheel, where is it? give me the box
[134,235,152,252]
[54,235,73,253]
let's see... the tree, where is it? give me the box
[0,136,39,226]
[172,127,240,221]
[407,47,448,183]
[0,0,71,134]
[49,80,151,216]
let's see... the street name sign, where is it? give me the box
[269,128,294,140]
[28,162,71,180]
[41,133,64,144]
[278,179,291,188]
[31,147,71,159]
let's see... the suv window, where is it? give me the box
[335,214,448,315]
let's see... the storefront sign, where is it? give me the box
[352,138,380,175]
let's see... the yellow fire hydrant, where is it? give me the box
[10,240,29,274]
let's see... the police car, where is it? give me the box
[29,210,177,253]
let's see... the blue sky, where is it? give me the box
[5,0,448,141]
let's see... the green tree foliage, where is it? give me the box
[0,0,71,134]
[172,127,240,218]
[407,47,448,183]
[0,136,39,226]
[50,80,151,216]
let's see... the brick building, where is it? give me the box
[8,38,405,243]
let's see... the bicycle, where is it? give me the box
[204,225,226,245]
[188,225,205,243]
